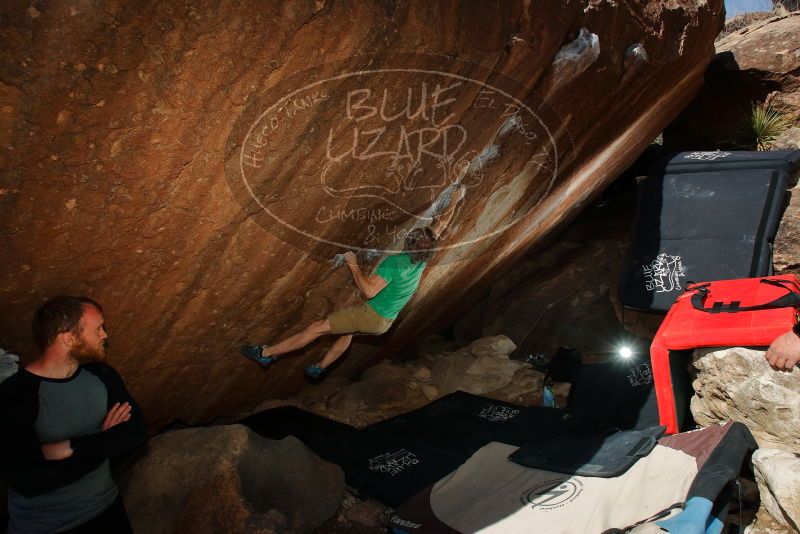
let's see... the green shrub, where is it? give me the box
[735,102,789,151]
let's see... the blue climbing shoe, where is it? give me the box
[240,345,276,368]
[304,364,328,380]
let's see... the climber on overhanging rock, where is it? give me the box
[240,185,466,380]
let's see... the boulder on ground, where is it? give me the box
[691,347,800,453]
[752,449,800,532]
[327,376,412,413]
[431,336,524,395]
[467,336,517,358]
[121,425,345,534]
[360,360,407,382]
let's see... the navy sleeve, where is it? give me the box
[70,364,148,460]
[0,373,104,498]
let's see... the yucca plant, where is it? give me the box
[735,102,790,151]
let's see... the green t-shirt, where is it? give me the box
[367,253,427,319]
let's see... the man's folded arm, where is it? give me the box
[0,383,103,498]
[70,364,148,460]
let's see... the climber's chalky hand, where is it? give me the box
[343,251,358,268]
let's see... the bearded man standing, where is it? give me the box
[0,296,147,533]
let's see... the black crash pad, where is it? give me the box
[364,391,573,457]
[567,356,662,432]
[314,392,575,507]
[314,432,466,508]
[620,167,789,312]
[650,149,800,175]
[508,425,666,477]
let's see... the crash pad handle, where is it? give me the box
[625,436,658,458]
[690,279,800,314]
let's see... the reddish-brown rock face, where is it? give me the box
[666,12,800,150]
[0,0,723,428]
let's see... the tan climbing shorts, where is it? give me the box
[328,303,394,335]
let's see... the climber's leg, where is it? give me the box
[318,334,354,369]
[262,319,331,358]
[305,334,353,380]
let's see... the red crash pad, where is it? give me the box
[651,275,800,434]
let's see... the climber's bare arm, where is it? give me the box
[430,185,466,239]
[344,252,387,299]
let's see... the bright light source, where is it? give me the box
[619,346,633,359]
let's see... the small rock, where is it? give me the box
[468,335,517,357]
[746,509,794,533]
[421,385,439,400]
[361,360,405,382]
[345,500,387,528]
[413,366,432,380]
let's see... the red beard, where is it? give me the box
[71,338,107,364]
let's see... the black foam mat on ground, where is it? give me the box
[366,392,574,457]
[237,405,356,448]
[314,432,466,508]
[650,149,800,174]
[238,381,662,509]
[568,356,662,432]
[479,404,578,447]
[313,392,575,507]
[620,167,789,312]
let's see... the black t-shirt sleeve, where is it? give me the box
[0,373,104,498]
[70,363,148,460]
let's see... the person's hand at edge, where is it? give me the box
[765,329,800,371]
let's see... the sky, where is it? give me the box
[724,0,774,17]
